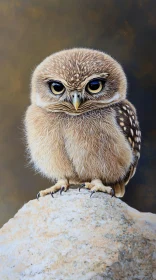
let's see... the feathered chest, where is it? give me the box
[58,109,133,181]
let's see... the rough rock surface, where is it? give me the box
[0,188,155,280]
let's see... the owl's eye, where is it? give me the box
[49,81,65,95]
[86,79,105,94]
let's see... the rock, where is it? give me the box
[0,188,155,280]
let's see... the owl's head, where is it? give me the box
[31,48,127,115]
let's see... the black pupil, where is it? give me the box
[89,80,101,90]
[52,82,64,92]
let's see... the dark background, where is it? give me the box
[0,0,156,227]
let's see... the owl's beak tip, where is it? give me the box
[72,92,81,110]
[74,103,79,111]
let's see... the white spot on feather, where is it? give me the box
[103,92,120,104]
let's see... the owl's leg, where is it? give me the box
[80,179,114,197]
[37,179,69,199]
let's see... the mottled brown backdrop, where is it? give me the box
[0,0,156,227]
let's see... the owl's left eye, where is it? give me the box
[49,81,65,95]
[86,79,105,94]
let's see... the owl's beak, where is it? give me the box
[71,92,81,110]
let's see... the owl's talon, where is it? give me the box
[79,184,85,192]
[51,192,54,198]
[37,192,40,200]
[60,186,65,195]
[81,180,115,197]
[36,179,68,198]
[90,190,95,198]
[110,189,115,197]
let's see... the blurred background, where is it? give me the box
[0,0,156,227]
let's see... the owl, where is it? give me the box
[25,48,141,199]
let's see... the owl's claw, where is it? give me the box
[90,190,95,198]
[79,184,85,192]
[37,192,40,200]
[60,186,65,195]
[110,188,115,197]
[80,180,114,197]
[90,188,114,198]
[36,179,68,198]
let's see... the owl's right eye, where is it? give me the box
[49,81,65,95]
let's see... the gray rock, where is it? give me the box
[0,188,155,280]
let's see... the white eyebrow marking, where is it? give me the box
[103,92,120,103]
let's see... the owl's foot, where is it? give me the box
[37,179,69,200]
[79,179,115,197]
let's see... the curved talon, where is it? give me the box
[60,186,65,195]
[37,192,40,200]
[110,189,115,197]
[51,192,54,198]
[90,190,95,198]
[79,183,85,192]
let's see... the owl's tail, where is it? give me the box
[114,183,125,198]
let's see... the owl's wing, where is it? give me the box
[114,99,141,185]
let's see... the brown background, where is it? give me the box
[0,0,156,227]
